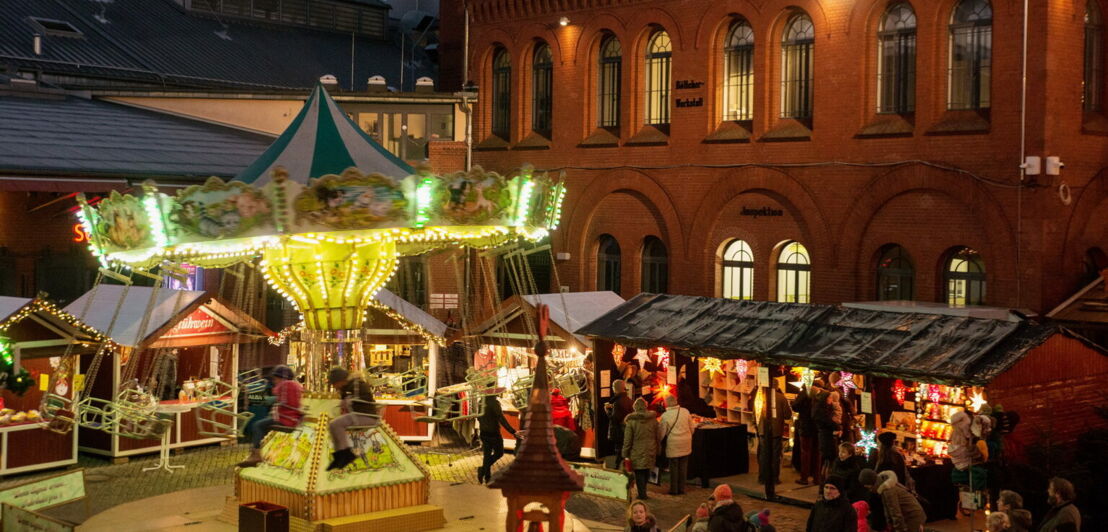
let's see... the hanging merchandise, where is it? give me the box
[893,379,908,405]
[702,357,724,378]
[856,429,878,458]
[735,359,748,382]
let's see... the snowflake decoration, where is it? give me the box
[856,430,878,458]
[702,357,724,378]
[969,390,988,412]
[838,371,857,395]
[735,359,749,381]
[893,379,907,405]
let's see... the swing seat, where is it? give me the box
[195,399,254,438]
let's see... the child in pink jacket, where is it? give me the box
[853,500,871,532]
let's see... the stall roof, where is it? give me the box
[467,291,625,349]
[576,293,1097,386]
[0,296,104,357]
[0,297,32,324]
[64,285,208,349]
[1046,273,1108,327]
[523,292,625,345]
[369,288,449,343]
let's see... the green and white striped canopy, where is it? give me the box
[236,84,414,185]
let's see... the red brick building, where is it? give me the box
[439,0,1108,314]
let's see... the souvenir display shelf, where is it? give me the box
[698,359,758,426]
[884,382,965,457]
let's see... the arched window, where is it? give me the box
[878,3,917,114]
[599,35,622,128]
[597,235,621,293]
[641,237,668,293]
[945,247,985,306]
[492,48,512,139]
[781,14,814,119]
[777,241,811,303]
[722,240,754,300]
[645,30,672,126]
[1086,1,1103,112]
[948,0,992,110]
[532,43,553,136]
[723,20,755,121]
[876,245,915,301]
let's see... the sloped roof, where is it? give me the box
[1046,275,1108,327]
[371,288,448,340]
[64,285,207,348]
[0,0,430,91]
[0,95,272,180]
[0,297,32,324]
[236,84,412,185]
[522,291,625,345]
[576,293,1079,386]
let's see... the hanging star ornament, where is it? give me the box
[655,347,671,369]
[969,391,988,412]
[893,379,907,405]
[789,367,814,391]
[735,359,749,381]
[856,430,878,458]
[702,357,724,378]
[838,371,857,395]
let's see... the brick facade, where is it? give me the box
[439,0,1108,313]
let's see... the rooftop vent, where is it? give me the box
[414,76,434,93]
[367,75,387,92]
[319,74,339,86]
[27,17,83,38]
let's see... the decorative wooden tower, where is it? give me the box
[489,305,584,532]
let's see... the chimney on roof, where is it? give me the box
[33,33,42,55]
[367,75,387,93]
[414,76,434,93]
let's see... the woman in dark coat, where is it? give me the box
[870,432,909,486]
[806,476,858,532]
[829,442,869,502]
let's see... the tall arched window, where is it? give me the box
[945,247,985,306]
[597,235,621,293]
[645,30,672,126]
[781,14,814,119]
[641,237,668,293]
[948,0,992,110]
[532,43,553,136]
[492,48,512,139]
[878,3,917,114]
[599,35,622,128]
[777,241,811,303]
[722,240,754,300]
[876,244,915,301]
[1086,1,1103,112]
[723,20,754,122]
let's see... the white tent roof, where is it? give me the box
[0,296,32,323]
[523,291,625,345]
[64,285,207,348]
[373,288,448,339]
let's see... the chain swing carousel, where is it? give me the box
[67,84,566,527]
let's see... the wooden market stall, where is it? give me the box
[0,296,101,476]
[577,294,1108,513]
[64,285,271,459]
[466,291,624,457]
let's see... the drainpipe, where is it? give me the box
[1016,0,1028,308]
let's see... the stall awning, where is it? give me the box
[575,293,1096,386]
[364,288,449,345]
[0,296,103,357]
[467,291,625,350]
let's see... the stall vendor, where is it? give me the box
[326,367,379,471]
[237,365,303,468]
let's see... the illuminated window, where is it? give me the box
[722,240,754,300]
[641,236,668,293]
[492,48,511,139]
[1086,0,1103,112]
[597,235,621,293]
[876,244,914,301]
[945,247,985,306]
[599,35,622,128]
[776,241,811,303]
[645,30,672,125]
[948,0,992,110]
[532,43,553,136]
[878,3,917,114]
[723,20,754,121]
[781,14,814,119]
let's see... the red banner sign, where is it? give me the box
[164,307,229,337]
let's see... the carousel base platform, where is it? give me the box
[221,497,445,532]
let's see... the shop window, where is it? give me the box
[877,3,917,114]
[357,111,444,160]
[387,256,427,307]
[722,240,754,300]
[723,20,755,122]
[532,43,553,136]
[641,236,668,293]
[598,35,622,129]
[645,30,672,126]
[1086,0,1104,112]
[876,244,915,301]
[776,241,811,303]
[597,234,621,293]
[781,13,814,119]
[492,47,512,139]
[948,0,992,110]
[945,247,985,306]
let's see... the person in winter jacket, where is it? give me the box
[689,503,711,532]
[792,385,820,485]
[806,475,858,532]
[871,432,909,486]
[477,393,517,483]
[238,365,303,468]
[1038,477,1081,532]
[998,490,1033,532]
[550,388,578,431]
[988,512,1011,531]
[746,509,776,532]
[660,395,696,495]
[814,389,844,481]
[622,397,659,500]
[625,500,662,532]
[874,470,926,532]
[853,500,871,532]
[858,469,888,532]
[708,484,747,532]
[757,376,793,498]
[606,379,634,463]
[831,442,869,502]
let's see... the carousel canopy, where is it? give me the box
[576,293,1101,386]
[236,83,413,186]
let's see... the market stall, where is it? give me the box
[578,294,1108,511]
[466,291,624,457]
[65,285,272,459]
[0,297,102,475]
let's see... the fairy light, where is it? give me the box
[142,193,169,248]
[414,177,435,228]
[513,178,535,226]
[0,337,12,366]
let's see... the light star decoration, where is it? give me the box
[969,390,987,412]
[735,359,749,381]
[702,357,724,379]
[654,347,671,370]
[838,371,857,395]
[790,367,815,390]
[856,430,878,458]
[631,348,654,369]
[893,379,907,405]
